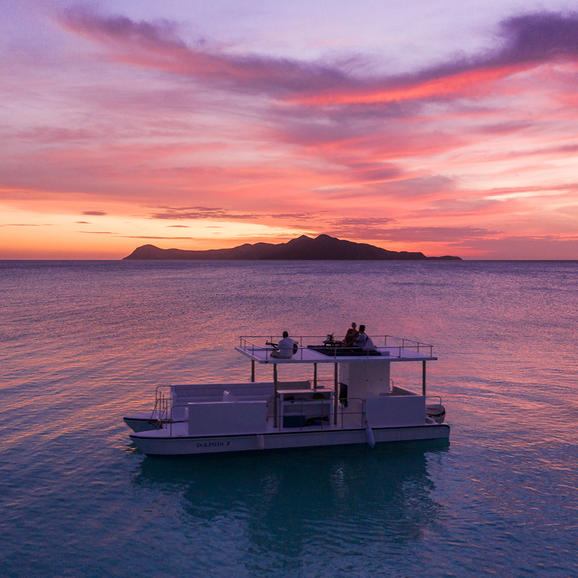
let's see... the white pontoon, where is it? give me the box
[126,334,449,455]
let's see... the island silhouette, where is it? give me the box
[124,234,461,261]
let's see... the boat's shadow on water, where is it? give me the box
[132,441,449,553]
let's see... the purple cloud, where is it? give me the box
[82,210,107,216]
[478,121,535,135]
[498,12,578,63]
[376,227,498,242]
[151,206,259,220]
[59,8,578,104]
[17,127,95,143]
[368,11,578,99]
[318,175,456,200]
[58,7,352,97]
[325,222,496,244]
[150,206,313,222]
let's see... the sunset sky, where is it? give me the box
[1,0,577,259]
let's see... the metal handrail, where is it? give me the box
[239,334,434,359]
[152,385,171,423]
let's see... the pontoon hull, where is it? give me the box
[130,424,450,456]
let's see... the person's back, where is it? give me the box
[273,331,298,358]
[344,322,359,346]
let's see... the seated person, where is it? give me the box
[271,331,298,358]
[343,322,359,346]
[354,324,376,351]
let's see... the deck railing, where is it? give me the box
[152,386,439,435]
[238,334,434,359]
[152,385,171,424]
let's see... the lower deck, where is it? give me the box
[126,382,442,434]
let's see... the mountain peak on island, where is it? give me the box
[123,234,461,261]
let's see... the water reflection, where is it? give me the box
[133,442,448,560]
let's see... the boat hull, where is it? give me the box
[130,424,450,456]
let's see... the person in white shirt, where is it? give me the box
[271,331,298,358]
[354,324,375,351]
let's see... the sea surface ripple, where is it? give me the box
[0,260,576,576]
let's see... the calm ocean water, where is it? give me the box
[0,260,576,576]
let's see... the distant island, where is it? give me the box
[124,234,461,261]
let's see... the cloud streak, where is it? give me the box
[58,7,352,97]
[59,8,578,107]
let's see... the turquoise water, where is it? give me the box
[1,260,576,576]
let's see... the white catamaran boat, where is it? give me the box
[125,334,449,456]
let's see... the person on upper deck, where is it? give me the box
[271,331,298,358]
[354,324,376,351]
[344,322,359,346]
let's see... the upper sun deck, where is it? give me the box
[236,335,437,364]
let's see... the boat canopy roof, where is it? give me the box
[236,335,437,365]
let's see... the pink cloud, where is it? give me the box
[295,12,578,106]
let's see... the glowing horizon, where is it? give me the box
[0,1,577,259]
